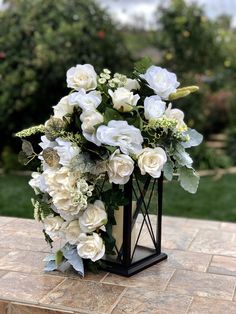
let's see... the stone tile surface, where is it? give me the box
[162,226,199,250]
[102,264,175,290]
[112,288,192,314]
[1,216,236,313]
[166,269,236,300]
[188,296,236,314]
[0,272,64,303]
[0,250,47,274]
[41,279,125,314]
[189,229,236,257]
[208,255,236,276]
[164,249,212,272]
[10,303,74,314]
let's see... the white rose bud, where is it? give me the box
[107,149,134,184]
[140,66,180,99]
[137,147,167,178]
[165,104,186,129]
[80,110,104,146]
[79,200,107,233]
[62,220,81,245]
[144,95,166,120]
[77,232,105,262]
[108,87,140,112]
[43,215,64,240]
[66,64,97,91]
[53,96,74,119]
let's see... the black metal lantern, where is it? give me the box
[102,172,167,277]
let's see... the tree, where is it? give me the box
[0,0,132,151]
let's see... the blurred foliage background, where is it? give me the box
[0,0,236,220]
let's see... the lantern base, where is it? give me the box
[102,246,167,277]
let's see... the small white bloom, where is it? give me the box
[80,110,104,146]
[43,215,64,240]
[68,89,101,111]
[62,220,81,245]
[96,120,143,155]
[137,147,167,178]
[79,200,107,233]
[54,138,80,167]
[124,78,140,91]
[107,149,134,184]
[53,96,74,119]
[165,103,186,130]
[144,95,166,120]
[39,135,57,151]
[108,87,140,112]
[98,77,106,84]
[66,64,97,91]
[29,172,47,194]
[140,66,180,99]
[77,232,105,262]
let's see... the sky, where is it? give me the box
[97,0,236,28]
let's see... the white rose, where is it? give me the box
[165,104,186,130]
[43,215,64,240]
[144,95,166,120]
[62,220,81,245]
[79,200,107,233]
[66,64,97,91]
[68,89,101,111]
[77,232,105,262]
[137,147,167,178]
[124,78,140,91]
[54,138,80,167]
[108,87,140,112]
[53,96,74,119]
[107,149,134,184]
[140,66,180,99]
[29,172,47,194]
[96,120,143,155]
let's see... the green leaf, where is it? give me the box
[182,129,203,148]
[163,160,174,181]
[18,151,29,165]
[43,229,53,248]
[103,108,124,124]
[55,250,63,266]
[134,57,153,74]
[22,140,34,156]
[174,144,193,167]
[179,167,200,194]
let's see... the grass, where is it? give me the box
[0,173,236,222]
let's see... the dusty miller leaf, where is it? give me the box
[22,140,34,156]
[179,167,200,194]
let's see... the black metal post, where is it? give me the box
[157,173,163,254]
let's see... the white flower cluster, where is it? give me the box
[27,62,202,267]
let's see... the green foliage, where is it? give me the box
[155,0,224,74]
[0,0,132,151]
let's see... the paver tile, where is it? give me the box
[112,288,192,314]
[0,272,64,303]
[188,296,236,313]
[208,255,236,276]
[102,264,175,290]
[165,249,211,272]
[166,269,235,300]
[41,278,125,314]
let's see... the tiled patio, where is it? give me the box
[0,215,236,313]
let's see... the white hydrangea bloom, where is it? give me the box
[54,138,80,167]
[68,89,101,111]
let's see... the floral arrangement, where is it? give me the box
[16,58,202,276]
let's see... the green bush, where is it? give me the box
[0,0,132,152]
